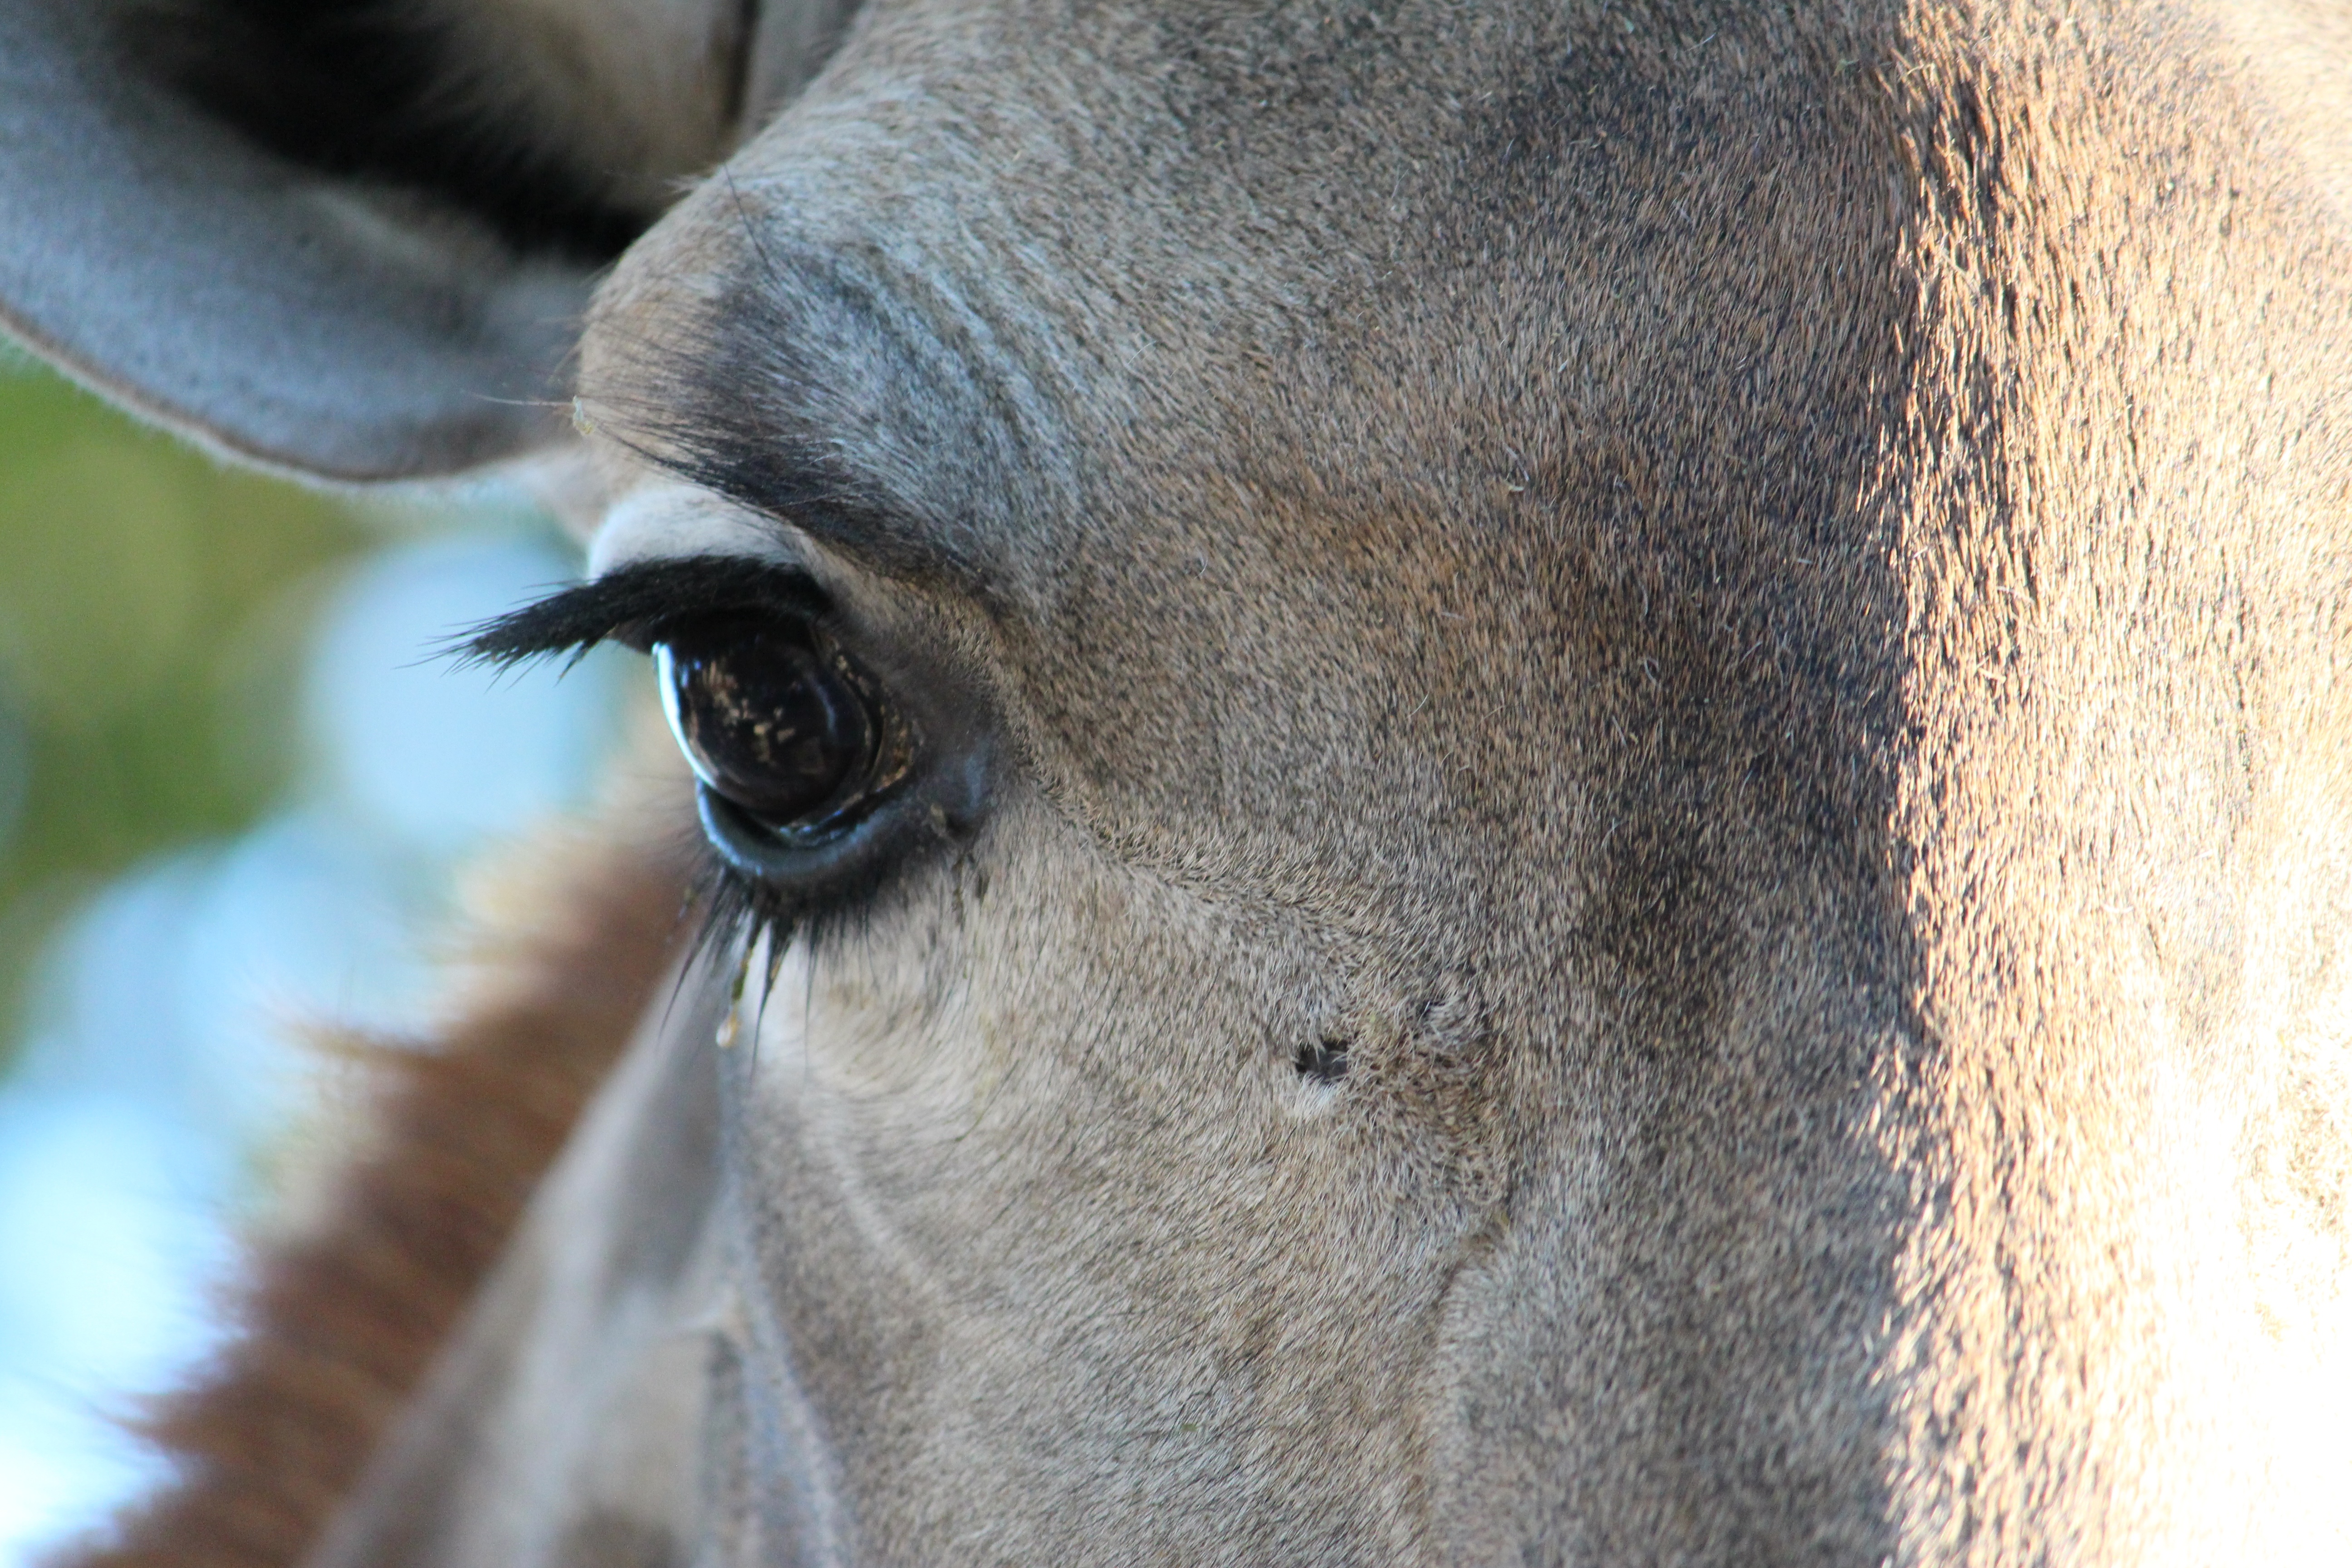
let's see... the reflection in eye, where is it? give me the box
[653,615,910,843]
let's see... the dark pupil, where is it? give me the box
[656,618,875,830]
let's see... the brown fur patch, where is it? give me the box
[49,823,691,1568]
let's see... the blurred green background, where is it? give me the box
[0,351,366,1078]
[0,346,626,1563]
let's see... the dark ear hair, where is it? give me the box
[0,0,854,481]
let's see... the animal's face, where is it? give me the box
[546,6,1929,1555]
[8,1,2352,1563]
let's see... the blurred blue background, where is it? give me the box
[0,348,629,1562]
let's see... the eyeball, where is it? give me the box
[654,615,911,844]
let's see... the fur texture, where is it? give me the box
[126,0,759,256]
[5,0,2352,1563]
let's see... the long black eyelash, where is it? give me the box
[448,554,829,672]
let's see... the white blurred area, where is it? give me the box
[0,517,628,1563]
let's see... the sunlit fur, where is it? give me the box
[11,0,2352,1564]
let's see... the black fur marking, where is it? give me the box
[122,0,651,259]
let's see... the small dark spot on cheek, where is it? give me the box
[1293,1033,1351,1083]
[553,1511,684,1568]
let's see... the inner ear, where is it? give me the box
[123,0,756,261]
[0,0,857,481]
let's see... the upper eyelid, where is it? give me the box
[456,556,829,671]
[583,483,807,580]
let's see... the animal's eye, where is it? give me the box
[654,615,912,847]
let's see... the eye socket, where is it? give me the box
[654,614,913,847]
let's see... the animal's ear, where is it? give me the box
[0,0,853,482]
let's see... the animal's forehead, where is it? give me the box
[578,0,1908,606]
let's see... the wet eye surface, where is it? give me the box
[460,554,987,910]
[655,615,914,849]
